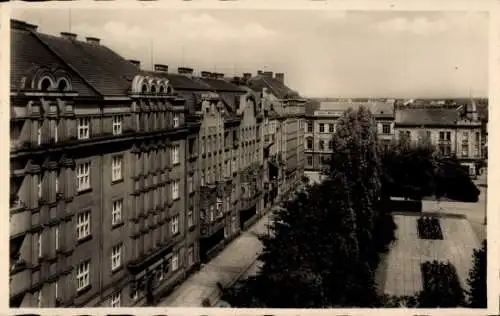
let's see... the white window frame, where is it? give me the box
[54,121,58,143]
[171,253,179,271]
[77,117,90,140]
[171,215,179,235]
[111,156,123,182]
[173,113,180,128]
[77,162,91,192]
[110,292,121,307]
[187,210,193,227]
[76,211,91,240]
[76,261,90,291]
[38,176,43,199]
[37,289,42,307]
[112,199,123,225]
[111,244,122,271]
[54,281,59,300]
[171,145,180,165]
[112,115,123,136]
[55,226,59,251]
[37,231,42,258]
[171,180,179,200]
[37,123,42,145]
[55,176,59,194]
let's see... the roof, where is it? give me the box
[11,26,96,96]
[198,77,246,93]
[318,101,394,117]
[33,32,140,97]
[247,75,300,99]
[145,72,213,91]
[395,108,460,126]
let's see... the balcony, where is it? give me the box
[200,216,225,237]
[10,208,30,237]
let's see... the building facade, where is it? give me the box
[304,99,395,172]
[10,19,307,307]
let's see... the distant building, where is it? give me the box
[304,99,395,172]
[395,100,483,175]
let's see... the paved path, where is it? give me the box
[158,211,274,307]
[383,214,480,297]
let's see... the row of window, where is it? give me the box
[305,138,334,151]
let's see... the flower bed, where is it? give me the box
[419,260,465,307]
[417,216,443,240]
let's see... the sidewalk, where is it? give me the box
[158,211,273,307]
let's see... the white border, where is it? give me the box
[2,0,499,315]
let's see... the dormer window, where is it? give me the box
[39,77,53,92]
[141,84,148,94]
[159,86,165,94]
[151,85,157,94]
[57,78,70,91]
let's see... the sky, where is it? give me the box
[12,9,489,98]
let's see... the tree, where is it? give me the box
[467,240,487,308]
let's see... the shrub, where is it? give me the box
[419,260,465,307]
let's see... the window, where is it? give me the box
[54,121,58,143]
[328,140,334,150]
[328,124,335,133]
[58,78,69,91]
[37,123,42,145]
[54,281,59,300]
[304,122,308,133]
[112,115,122,135]
[76,261,90,291]
[55,227,59,251]
[55,175,59,194]
[37,231,42,258]
[40,77,52,91]
[171,215,179,235]
[173,113,180,128]
[111,244,122,271]
[188,210,193,228]
[462,143,469,157]
[38,176,43,199]
[36,290,42,307]
[319,140,324,150]
[307,121,313,133]
[463,131,469,140]
[319,123,325,133]
[439,131,451,141]
[76,211,91,240]
[307,156,313,166]
[382,124,391,134]
[77,162,91,192]
[306,138,313,149]
[112,199,122,225]
[171,253,179,271]
[110,292,121,307]
[171,145,180,165]
[112,156,123,182]
[171,180,179,200]
[77,118,90,140]
[187,246,194,266]
[187,176,193,194]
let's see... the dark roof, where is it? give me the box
[11,27,96,96]
[247,75,300,99]
[395,108,460,126]
[318,101,394,117]
[145,72,213,91]
[198,77,246,93]
[33,32,139,96]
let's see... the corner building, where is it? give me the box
[10,20,200,308]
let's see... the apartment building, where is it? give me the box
[10,19,308,308]
[10,20,200,308]
[304,99,395,172]
[246,71,306,199]
[395,100,482,175]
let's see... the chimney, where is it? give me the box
[11,20,38,32]
[154,64,168,72]
[263,71,273,78]
[201,71,212,78]
[232,76,241,85]
[275,73,284,84]
[215,73,225,79]
[85,37,100,45]
[242,73,252,81]
[129,60,141,68]
[60,32,77,40]
[257,70,263,75]
[178,67,194,75]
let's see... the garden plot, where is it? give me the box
[381,214,480,297]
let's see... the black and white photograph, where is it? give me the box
[7,2,495,312]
